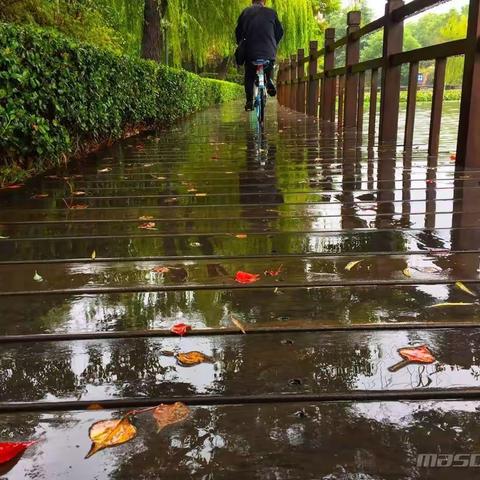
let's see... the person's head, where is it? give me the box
[252,0,266,5]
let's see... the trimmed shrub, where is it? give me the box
[0,23,242,182]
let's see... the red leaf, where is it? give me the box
[264,264,283,277]
[235,271,260,284]
[0,441,36,465]
[171,323,192,336]
[450,153,456,161]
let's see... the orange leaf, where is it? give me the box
[235,271,260,284]
[85,417,136,459]
[139,222,157,231]
[398,345,435,364]
[152,266,170,274]
[175,351,214,367]
[153,403,190,432]
[235,234,248,239]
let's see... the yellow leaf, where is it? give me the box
[153,403,190,433]
[175,351,214,367]
[91,250,96,261]
[429,302,475,308]
[195,193,207,197]
[85,416,137,459]
[33,271,44,283]
[455,281,477,297]
[345,260,363,272]
[231,315,247,334]
[403,268,412,278]
[235,234,248,239]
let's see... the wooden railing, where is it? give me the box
[277,0,480,167]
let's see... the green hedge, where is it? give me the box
[364,88,461,105]
[0,23,242,183]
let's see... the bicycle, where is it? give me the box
[252,60,270,128]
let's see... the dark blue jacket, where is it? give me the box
[235,5,284,61]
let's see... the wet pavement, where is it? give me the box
[1,101,480,478]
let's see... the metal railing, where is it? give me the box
[277,0,480,167]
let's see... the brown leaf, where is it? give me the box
[153,403,190,432]
[85,416,136,459]
[87,403,104,411]
[139,222,157,231]
[152,266,170,274]
[175,351,214,367]
[231,315,247,334]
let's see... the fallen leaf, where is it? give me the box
[187,188,197,193]
[164,198,178,204]
[142,163,154,168]
[450,153,456,161]
[0,441,36,465]
[190,242,201,247]
[139,216,154,221]
[264,265,283,277]
[73,191,86,197]
[426,179,435,185]
[455,281,477,297]
[91,250,96,261]
[85,416,137,459]
[235,271,260,284]
[87,404,104,411]
[139,222,157,231]
[402,268,412,278]
[171,323,192,336]
[345,260,363,272]
[153,403,190,432]
[235,234,248,239]
[0,236,9,239]
[152,266,170,274]
[389,345,436,372]
[33,271,44,283]
[231,315,247,334]
[31,193,49,200]
[195,193,207,197]
[2,184,24,190]
[429,302,475,308]
[67,203,88,210]
[97,168,112,173]
[175,351,214,367]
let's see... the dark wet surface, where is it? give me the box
[1,401,480,479]
[2,101,480,478]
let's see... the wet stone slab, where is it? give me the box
[0,400,478,479]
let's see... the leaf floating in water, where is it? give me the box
[153,403,191,433]
[231,315,247,334]
[33,271,44,283]
[0,236,9,239]
[85,416,137,459]
[264,265,283,277]
[345,260,363,272]
[388,345,436,372]
[152,266,170,274]
[429,302,475,309]
[450,153,456,161]
[175,351,214,367]
[402,268,412,278]
[73,191,86,197]
[164,197,178,204]
[0,441,36,465]
[31,193,49,200]
[190,242,201,247]
[138,222,157,231]
[87,403,104,411]
[235,271,260,284]
[91,250,96,261]
[171,323,192,336]
[195,193,207,197]
[2,184,24,190]
[455,281,477,297]
[139,215,154,221]
[235,234,248,239]
[97,168,112,173]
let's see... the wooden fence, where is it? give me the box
[277,0,480,167]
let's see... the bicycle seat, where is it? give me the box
[251,59,270,66]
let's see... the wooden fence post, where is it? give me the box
[456,0,480,168]
[322,28,336,122]
[404,62,419,150]
[290,54,297,110]
[287,56,294,109]
[379,0,404,145]
[307,41,319,117]
[296,49,305,113]
[344,11,361,129]
[428,58,447,156]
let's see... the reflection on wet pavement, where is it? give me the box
[1,100,480,478]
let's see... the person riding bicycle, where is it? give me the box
[235,0,284,112]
